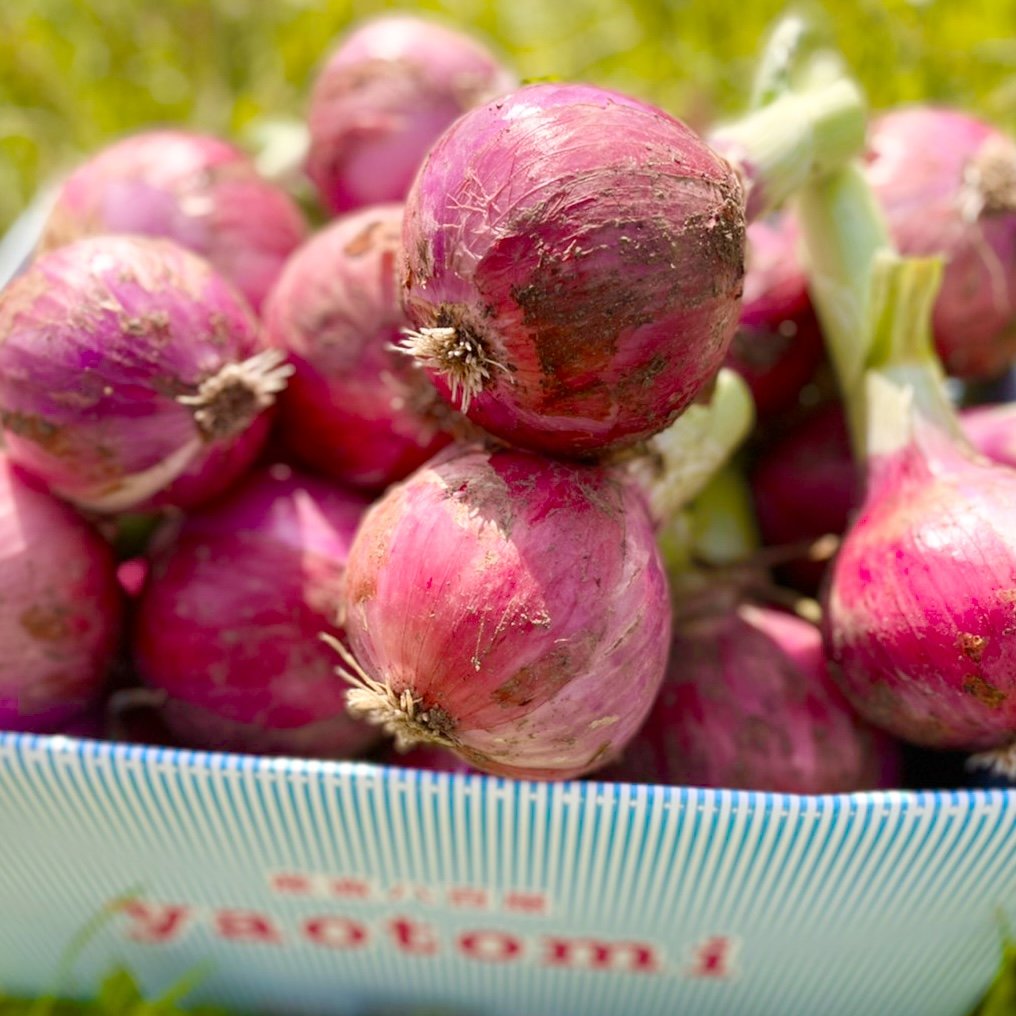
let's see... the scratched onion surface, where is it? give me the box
[341,445,672,779]
[401,82,745,456]
[825,423,1016,750]
[0,235,270,512]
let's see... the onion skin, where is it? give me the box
[264,204,453,492]
[340,445,672,779]
[40,130,307,314]
[400,82,746,457]
[866,107,1016,379]
[825,421,1016,751]
[0,235,282,513]
[725,215,824,419]
[134,465,378,759]
[380,743,473,775]
[603,600,899,793]
[0,458,122,732]
[306,15,516,215]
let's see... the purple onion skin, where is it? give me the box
[0,457,122,732]
[401,82,746,457]
[342,444,672,779]
[134,465,378,759]
[264,204,452,492]
[40,130,307,313]
[306,15,516,215]
[866,107,1016,380]
[725,215,824,420]
[825,423,1016,751]
[0,236,273,512]
[603,601,899,793]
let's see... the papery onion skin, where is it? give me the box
[725,214,824,420]
[134,465,378,758]
[264,204,453,492]
[40,130,307,313]
[602,598,899,793]
[0,457,122,732]
[400,82,746,457]
[0,235,281,513]
[306,15,516,216]
[866,107,1016,379]
[825,422,1016,751]
[340,444,671,779]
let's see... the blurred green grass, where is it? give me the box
[4,0,1016,234]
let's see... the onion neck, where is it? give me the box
[709,76,866,223]
[863,253,968,458]
[794,164,894,456]
[638,367,755,532]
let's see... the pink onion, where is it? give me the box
[399,82,747,456]
[0,457,122,732]
[334,444,671,779]
[264,204,453,492]
[134,464,378,758]
[725,214,825,419]
[306,14,516,215]
[865,106,1016,379]
[40,130,308,313]
[603,594,899,793]
[823,256,1016,771]
[0,235,288,513]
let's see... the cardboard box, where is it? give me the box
[2,730,1014,1015]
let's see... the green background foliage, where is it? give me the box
[3,0,1016,233]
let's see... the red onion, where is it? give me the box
[865,106,1016,379]
[40,130,307,314]
[725,214,825,419]
[820,255,1016,772]
[0,235,288,512]
[306,14,516,215]
[333,444,671,779]
[264,204,453,492]
[750,404,856,590]
[0,457,122,732]
[134,464,378,758]
[603,594,899,793]
[399,82,747,456]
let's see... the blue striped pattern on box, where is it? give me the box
[0,731,1014,1016]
